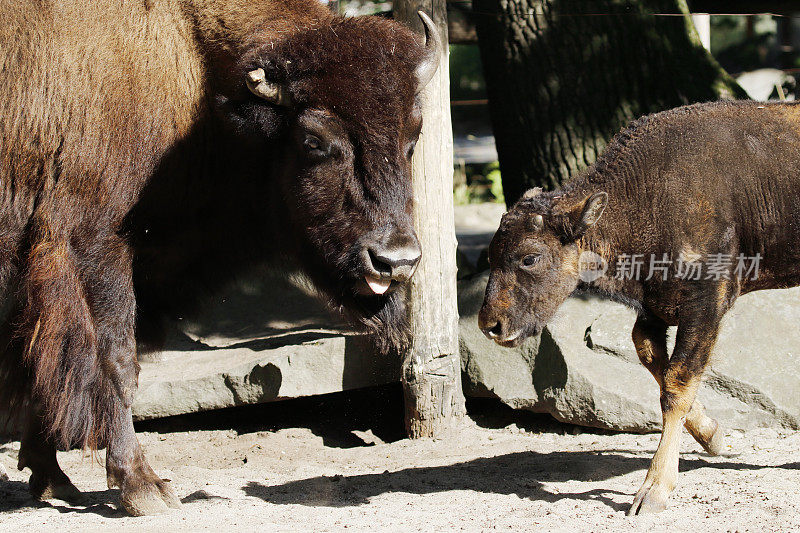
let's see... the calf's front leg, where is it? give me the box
[629,311,724,515]
[631,315,724,456]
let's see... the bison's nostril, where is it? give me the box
[368,243,422,282]
[368,250,393,277]
[486,321,503,339]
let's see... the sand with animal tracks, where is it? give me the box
[1,393,799,532]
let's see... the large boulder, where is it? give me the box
[459,272,800,432]
[133,268,398,420]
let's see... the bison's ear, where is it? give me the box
[246,68,291,106]
[559,192,608,238]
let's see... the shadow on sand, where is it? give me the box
[242,450,800,513]
[0,479,122,517]
[4,392,799,517]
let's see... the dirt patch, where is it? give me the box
[1,391,799,532]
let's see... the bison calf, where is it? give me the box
[479,100,800,514]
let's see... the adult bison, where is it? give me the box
[0,0,440,515]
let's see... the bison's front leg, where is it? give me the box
[105,405,181,515]
[629,305,727,515]
[23,225,179,515]
[632,315,724,456]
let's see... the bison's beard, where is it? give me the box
[349,286,411,355]
[304,269,411,355]
[295,240,413,355]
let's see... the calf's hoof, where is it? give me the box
[29,472,84,504]
[687,416,724,456]
[628,480,670,516]
[697,426,724,456]
[689,418,725,455]
[120,477,181,516]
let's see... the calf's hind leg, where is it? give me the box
[631,315,723,455]
[17,405,82,503]
[629,310,725,515]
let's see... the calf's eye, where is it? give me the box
[521,254,541,268]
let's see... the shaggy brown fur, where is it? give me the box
[480,100,800,515]
[0,0,433,515]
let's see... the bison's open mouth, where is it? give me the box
[365,275,391,294]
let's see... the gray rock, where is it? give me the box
[134,334,397,420]
[133,268,399,421]
[459,272,800,432]
[454,203,504,269]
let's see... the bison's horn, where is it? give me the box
[522,187,543,200]
[415,11,441,92]
[529,213,544,231]
[246,68,290,106]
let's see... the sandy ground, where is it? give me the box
[1,391,799,533]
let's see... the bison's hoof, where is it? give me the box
[29,472,84,504]
[688,417,725,456]
[628,481,670,516]
[699,427,725,456]
[120,478,181,516]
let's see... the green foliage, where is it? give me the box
[453,162,505,205]
[449,44,487,101]
[486,163,504,204]
[453,183,473,205]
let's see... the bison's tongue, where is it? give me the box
[365,275,391,295]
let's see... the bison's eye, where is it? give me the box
[303,134,330,159]
[520,254,541,269]
[406,140,417,159]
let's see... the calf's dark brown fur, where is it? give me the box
[480,100,800,514]
[0,0,439,515]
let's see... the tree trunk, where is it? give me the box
[394,0,466,438]
[474,0,748,204]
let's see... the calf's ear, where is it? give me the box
[560,192,608,238]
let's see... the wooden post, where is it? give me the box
[394,0,466,438]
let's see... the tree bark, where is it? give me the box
[394,0,466,438]
[474,0,748,204]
